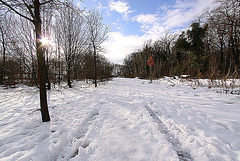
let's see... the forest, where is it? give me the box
[123,0,239,79]
[0,1,240,160]
[0,0,113,90]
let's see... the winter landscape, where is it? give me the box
[0,0,240,160]
[0,77,240,161]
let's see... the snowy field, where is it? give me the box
[0,77,240,161]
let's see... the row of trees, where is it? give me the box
[123,0,239,79]
[0,0,112,122]
[0,1,112,88]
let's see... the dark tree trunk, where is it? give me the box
[32,63,39,87]
[58,62,61,85]
[0,0,51,122]
[0,27,6,85]
[46,66,51,90]
[67,63,72,88]
[34,0,50,122]
[219,40,224,75]
[0,67,3,85]
[93,45,97,87]
[45,50,51,90]
[19,56,23,82]
[233,21,239,74]
[58,45,61,85]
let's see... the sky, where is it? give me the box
[78,0,215,64]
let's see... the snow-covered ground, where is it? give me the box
[0,78,239,161]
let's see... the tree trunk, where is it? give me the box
[150,67,153,83]
[0,67,3,85]
[67,62,72,88]
[32,63,39,87]
[45,50,51,90]
[93,45,97,87]
[46,65,51,90]
[19,56,23,82]
[34,0,50,122]
[0,27,6,85]
[58,44,61,85]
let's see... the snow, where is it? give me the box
[0,78,240,161]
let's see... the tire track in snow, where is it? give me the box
[144,104,192,161]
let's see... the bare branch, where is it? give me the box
[40,0,54,6]
[0,0,34,23]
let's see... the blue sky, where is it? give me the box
[78,0,215,64]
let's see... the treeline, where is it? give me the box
[123,0,239,79]
[0,1,112,89]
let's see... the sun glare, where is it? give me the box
[41,37,50,45]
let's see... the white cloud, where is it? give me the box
[132,14,167,40]
[108,1,133,19]
[133,14,158,24]
[162,9,191,28]
[163,0,215,28]
[109,1,130,13]
[103,32,145,64]
[132,0,215,39]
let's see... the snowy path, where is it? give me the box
[0,78,240,161]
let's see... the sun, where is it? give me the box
[41,37,50,45]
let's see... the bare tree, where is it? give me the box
[53,18,62,85]
[42,4,54,90]
[161,32,177,76]
[55,2,86,88]
[0,13,18,84]
[0,14,8,85]
[86,9,110,87]
[0,0,54,122]
[12,16,39,86]
[203,0,240,78]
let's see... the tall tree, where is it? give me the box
[159,32,177,76]
[187,22,207,77]
[187,22,207,58]
[0,0,53,122]
[204,0,240,77]
[0,14,7,85]
[55,2,86,88]
[54,17,63,85]
[86,9,110,87]
[13,16,38,86]
[42,4,54,90]
[0,13,17,84]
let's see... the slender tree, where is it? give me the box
[55,2,86,88]
[0,0,53,122]
[0,15,6,85]
[86,9,110,87]
[0,13,16,85]
[14,16,39,86]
